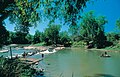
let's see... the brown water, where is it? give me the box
[42,48,120,77]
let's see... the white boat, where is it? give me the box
[0,50,9,53]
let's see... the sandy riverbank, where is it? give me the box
[24,46,65,51]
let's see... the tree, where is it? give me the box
[0,0,40,46]
[33,30,41,44]
[0,0,90,46]
[44,24,61,45]
[80,11,107,48]
[116,18,120,31]
[106,32,120,45]
[0,0,90,28]
[0,22,9,47]
[42,0,90,22]
[25,34,34,44]
[0,0,40,33]
[59,31,71,46]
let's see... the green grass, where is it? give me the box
[104,43,120,51]
[72,41,86,48]
[33,42,46,46]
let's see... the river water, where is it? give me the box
[42,48,120,77]
[0,48,120,77]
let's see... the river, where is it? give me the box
[42,48,120,77]
[0,48,120,77]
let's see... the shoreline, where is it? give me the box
[23,45,65,51]
[86,48,120,52]
[1,44,119,53]
[70,46,120,52]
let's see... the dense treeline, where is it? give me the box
[71,12,120,48]
[1,12,120,48]
[3,24,71,47]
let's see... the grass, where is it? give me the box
[72,41,86,48]
[33,42,46,46]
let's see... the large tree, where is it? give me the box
[44,24,61,45]
[33,30,43,44]
[59,31,71,46]
[0,0,90,45]
[0,0,90,29]
[0,0,40,45]
[0,23,9,47]
[80,11,107,48]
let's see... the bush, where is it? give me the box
[34,42,46,46]
[0,57,35,77]
[72,41,86,47]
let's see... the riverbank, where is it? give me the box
[70,45,120,52]
[1,43,119,53]
[24,45,65,51]
[86,47,120,52]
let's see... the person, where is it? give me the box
[15,54,18,58]
[41,54,44,58]
[22,51,26,58]
[105,51,107,55]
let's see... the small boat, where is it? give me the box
[100,51,111,57]
[100,54,111,57]
[0,50,9,53]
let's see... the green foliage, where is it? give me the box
[59,31,71,45]
[7,31,16,44]
[8,31,28,44]
[34,42,46,46]
[42,0,90,22]
[0,0,90,29]
[72,41,86,47]
[1,0,95,47]
[0,0,40,34]
[25,34,34,44]
[104,41,120,51]
[8,0,40,27]
[80,11,107,48]
[106,32,120,45]
[44,24,61,45]
[0,57,35,77]
[33,30,45,44]
[33,30,41,44]
[0,22,9,47]
[116,18,120,30]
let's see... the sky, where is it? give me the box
[5,0,120,35]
